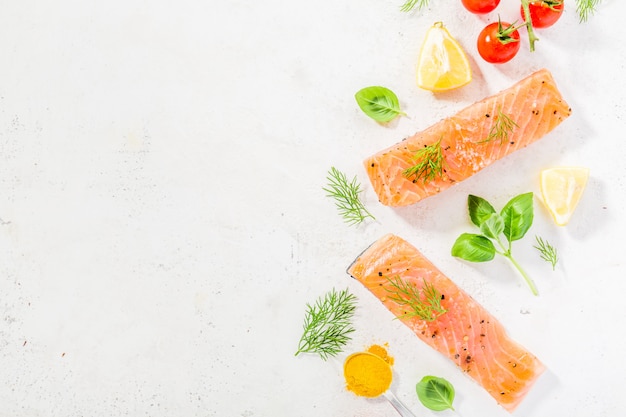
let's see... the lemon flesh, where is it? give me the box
[416,22,472,92]
[540,166,590,226]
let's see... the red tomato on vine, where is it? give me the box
[521,1,564,29]
[461,0,500,14]
[477,19,522,64]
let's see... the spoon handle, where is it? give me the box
[383,391,417,417]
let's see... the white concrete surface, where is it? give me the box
[0,1,624,416]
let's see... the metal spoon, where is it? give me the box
[383,390,417,417]
[343,352,417,417]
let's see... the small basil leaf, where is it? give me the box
[501,192,534,243]
[479,212,504,240]
[416,375,455,411]
[451,233,496,262]
[355,86,406,123]
[468,194,496,227]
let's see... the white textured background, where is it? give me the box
[0,1,624,416]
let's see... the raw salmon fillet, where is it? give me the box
[366,68,571,206]
[347,234,545,412]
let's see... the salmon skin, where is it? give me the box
[347,234,545,412]
[365,69,571,206]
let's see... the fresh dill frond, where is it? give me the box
[481,108,518,144]
[323,167,375,226]
[534,235,558,270]
[576,0,601,22]
[295,288,357,360]
[403,137,446,183]
[385,276,447,322]
[400,0,430,12]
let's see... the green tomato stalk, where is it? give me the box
[520,0,540,52]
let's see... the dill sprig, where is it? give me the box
[385,277,447,322]
[481,108,518,144]
[323,167,375,226]
[400,0,430,12]
[534,235,558,270]
[403,137,446,183]
[295,288,357,360]
[576,0,601,22]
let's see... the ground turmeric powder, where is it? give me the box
[343,344,393,397]
[367,343,394,366]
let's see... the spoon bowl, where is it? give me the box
[343,351,417,417]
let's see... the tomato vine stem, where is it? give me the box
[520,0,539,52]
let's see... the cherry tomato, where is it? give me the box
[521,1,564,29]
[461,0,500,14]
[477,20,521,64]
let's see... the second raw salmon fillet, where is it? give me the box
[347,234,545,412]
[365,68,571,206]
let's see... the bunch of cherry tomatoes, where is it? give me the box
[462,0,565,63]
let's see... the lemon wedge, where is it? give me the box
[416,22,472,92]
[540,166,590,226]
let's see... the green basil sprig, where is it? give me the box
[355,86,406,123]
[416,375,455,411]
[451,193,539,296]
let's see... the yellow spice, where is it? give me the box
[344,345,393,397]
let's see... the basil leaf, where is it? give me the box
[501,192,534,243]
[480,212,504,240]
[355,86,406,123]
[416,375,455,411]
[468,194,496,227]
[451,233,495,262]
